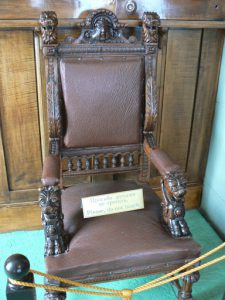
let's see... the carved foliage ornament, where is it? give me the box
[40,11,58,44]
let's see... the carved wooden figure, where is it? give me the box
[39,9,201,300]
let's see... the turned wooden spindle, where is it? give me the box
[85,158,90,170]
[103,157,108,168]
[76,158,82,171]
[120,154,125,167]
[67,158,73,172]
[94,157,99,170]
[128,153,134,166]
[112,155,117,168]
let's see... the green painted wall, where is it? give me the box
[201,40,225,238]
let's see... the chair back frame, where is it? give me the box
[40,9,160,182]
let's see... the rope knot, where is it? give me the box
[122,289,133,300]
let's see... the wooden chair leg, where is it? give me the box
[44,278,66,300]
[44,291,66,300]
[172,267,200,300]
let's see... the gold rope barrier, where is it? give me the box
[9,242,225,300]
[134,242,225,293]
[30,269,120,293]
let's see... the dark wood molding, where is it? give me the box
[1,19,225,30]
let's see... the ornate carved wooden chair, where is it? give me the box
[39,9,201,300]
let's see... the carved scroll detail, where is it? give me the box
[39,186,67,256]
[40,11,58,44]
[74,9,128,44]
[47,55,61,155]
[143,12,160,136]
[161,170,191,238]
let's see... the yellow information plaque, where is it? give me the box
[82,189,144,218]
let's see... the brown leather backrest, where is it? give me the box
[60,56,144,148]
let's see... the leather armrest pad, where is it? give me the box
[151,148,180,176]
[42,155,60,186]
[144,140,180,176]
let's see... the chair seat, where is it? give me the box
[45,180,201,283]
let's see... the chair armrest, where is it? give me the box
[143,139,180,176]
[143,139,191,238]
[41,155,60,186]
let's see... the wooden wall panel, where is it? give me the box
[0,0,224,20]
[0,126,8,202]
[160,29,202,170]
[187,29,225,181]
[0,31,42,191]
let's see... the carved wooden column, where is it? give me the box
[140,12,160,182]
[40,11,61,155]
[39,12,67,300]
[173,266,200,300]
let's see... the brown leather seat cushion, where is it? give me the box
[46,181,201,282]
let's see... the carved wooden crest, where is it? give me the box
[75,9,127,43]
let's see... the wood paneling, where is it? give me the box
[160,29,202,170]
[0,31,42,190]
[0,0,224,20]
[116,0,225,20]
[1,19,225,30]
[187,29,225,181]
[0,125,8,202]
[0,203,41,233]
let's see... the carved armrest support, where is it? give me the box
[144,140,191,238]
[42,155,60,186]
[39,155,68,256]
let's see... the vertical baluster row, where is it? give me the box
[65,151,138,173]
